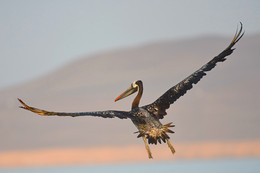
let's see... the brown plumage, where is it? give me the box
[18,23,244,159]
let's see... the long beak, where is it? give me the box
[115,85,137,102]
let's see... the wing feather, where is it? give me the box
[143,23,244,119]
[18,98,131,119]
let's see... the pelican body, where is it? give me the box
[114,80,175,158]
[18,23,244,159]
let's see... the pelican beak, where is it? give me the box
[115,85,138,102]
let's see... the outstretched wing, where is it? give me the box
[18,98,131,119]
[143,23,244,119]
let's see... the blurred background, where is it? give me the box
[0,0,260,172]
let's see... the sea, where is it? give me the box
[1,158,259,173]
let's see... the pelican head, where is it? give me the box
[114,81,140,102]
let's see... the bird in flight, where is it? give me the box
[18,23,244,159]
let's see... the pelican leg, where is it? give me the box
[166,139,175,155]
[143,136,153,159]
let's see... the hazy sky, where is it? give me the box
[1,0,259,90]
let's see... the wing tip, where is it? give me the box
[18,98,29,109]
[17,98,46,115]
[231,22,245,45]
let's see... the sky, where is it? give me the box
[1,0,260,90]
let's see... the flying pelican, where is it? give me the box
[18,23,244,159]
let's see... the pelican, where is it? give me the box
[18,23,244,159]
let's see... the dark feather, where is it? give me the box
[18,98,132,119]
[143,22,244,119]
